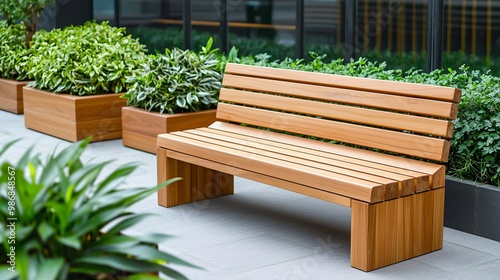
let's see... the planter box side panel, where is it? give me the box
[166,110,217,132]
[24,88,125,142]
[122,107,168,137]
[122,107,216,154]
[76,94,127,121]
[0,79,27,114]
[23,87,76,120]
[477,185,500,242]
[444,179,476,235]
[445,177,500,242]
[24,110,78,142]
[123,130,157,154]
[76,117,123,142]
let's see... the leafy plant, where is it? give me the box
[0,0,55,47]
[26,21,147,95]
[123,38,221,114]
[0,138,198,280]
[0,21,30,80]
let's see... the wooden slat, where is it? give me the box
[209,121,446,189]
[220,88,454,138]
[157,133,386,203]
[222,74,458,119]
[165,150,352,207]
[176,130,401,200]
[216,103,450,162]
[224,63,461,103]
[195,127,430,195]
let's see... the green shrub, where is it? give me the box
[0,138,198,279]
[0,21,29,80]
[123,38,221,114]
[26,21,147,95]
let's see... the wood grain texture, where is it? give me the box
[158,132,387,203]
[166,149,352,207]
[23,87,125,142]
[350,188,445,271]
[122,107,216,154]
[157,148,234,207]
[216,103,450,162]
[0,78,28,114]
[221,88,455,138]
[210,122,446,189]
[222,74,458,120]
[224,63,461,102]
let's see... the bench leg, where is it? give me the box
[350,188,444,271]
[157,148,234,207]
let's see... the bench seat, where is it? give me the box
[158,121,445,205]
[156,63,461,271]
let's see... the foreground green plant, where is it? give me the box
[0,138,198,279]
[27,21,147,95]
[123,38,221,114]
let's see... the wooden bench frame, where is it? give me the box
[156,63,461,271]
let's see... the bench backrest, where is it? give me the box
[217,63,461,162]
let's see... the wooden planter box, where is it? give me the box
[23,87,127,142]
[444,176,500,242]
[0,78,29,114]
[122,106,217,154]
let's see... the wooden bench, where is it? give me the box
[156,63,461,271]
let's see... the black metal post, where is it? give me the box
[426,0,444,72]
[114,0,120,26]
[183,0,191,50]
[344,0,357,63]
[219,0,229,53]
[296,0,305,58]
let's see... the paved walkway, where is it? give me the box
[2,109,500,280]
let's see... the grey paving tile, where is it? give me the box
[187,233,316,274]
[235,252,455,280]
[416,241,499,272]
[452,258,500,280]
[444,227,500,257]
